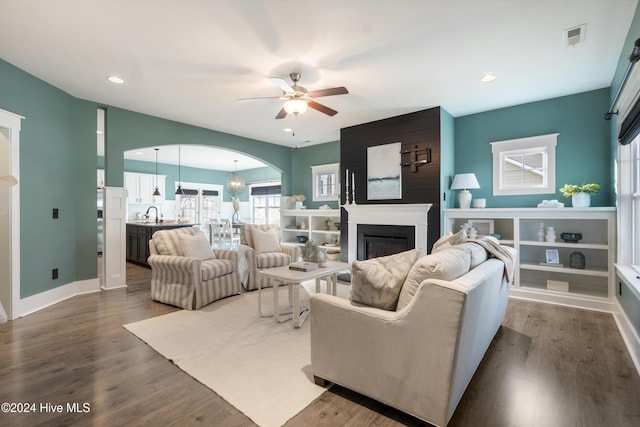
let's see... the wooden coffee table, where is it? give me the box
[257,261,351,328]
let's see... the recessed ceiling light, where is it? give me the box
[284,128,293,132]
[135,151,144,155]
[96,130,104,134]
[479,74,496,83]
[107,75,124,84]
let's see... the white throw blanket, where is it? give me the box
[468,236,515,283]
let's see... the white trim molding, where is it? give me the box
[16,279,100,318]
[0,108,24,320]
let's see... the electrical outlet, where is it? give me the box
[52,268,58,280]
[53,208,59,219]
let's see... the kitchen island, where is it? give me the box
[126,222,198,268]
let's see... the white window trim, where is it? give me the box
[491,133,558,196]
[311,163,340,201]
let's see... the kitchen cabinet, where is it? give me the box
[126,223,195,268]
[444,207,616,312]
[124,172,165,205]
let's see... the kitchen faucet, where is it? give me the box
[145,206,159,223]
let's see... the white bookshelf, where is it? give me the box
[280,209,341,249]
[444,207,616,312]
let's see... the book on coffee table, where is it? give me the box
[289,261,319,272]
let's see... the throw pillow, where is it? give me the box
[350,248,421,311]
[396,246,471,311]
[179,232,216,260]
[432,228,468,253]
[252,227,281,252]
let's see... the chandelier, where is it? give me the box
[227,160,245,195]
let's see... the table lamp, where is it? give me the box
[450,173,480,209]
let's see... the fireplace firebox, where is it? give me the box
[357,224,415,260]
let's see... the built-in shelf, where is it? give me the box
[280,209,341,250]
[444,207,616,311]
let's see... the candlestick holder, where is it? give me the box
[351,183,357,205]
[345,181,350,204]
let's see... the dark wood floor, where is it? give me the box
[1,262,639,427]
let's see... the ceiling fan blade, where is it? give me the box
[270,77,295,94]
[308,86,349,98]
[308,101,338,116]
[237,96,281,102]
[275,107,288,119]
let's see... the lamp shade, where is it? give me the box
[283,99,308,116]
[450,173,480,190]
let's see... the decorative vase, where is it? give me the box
[545,226,556,243]
[295,201,303,210]
[569,251,585,269]
[572,192,591,208]
[537,222,545,241]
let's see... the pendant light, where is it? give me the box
[175,145,184,195]
[152,148,161,197]
[227,160,245,195]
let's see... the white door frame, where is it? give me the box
[102,187,127,290]
[0,108,24,320]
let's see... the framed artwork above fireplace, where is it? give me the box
[367,142,402,200]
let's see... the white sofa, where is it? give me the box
[310,239,516,427]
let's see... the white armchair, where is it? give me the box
[238,224,299,291]
[148,227,241,309]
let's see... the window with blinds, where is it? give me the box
[491,133,557,196]
[250,183,281,225]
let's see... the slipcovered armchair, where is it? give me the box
[238,224,299,291]
[147,227,241,310]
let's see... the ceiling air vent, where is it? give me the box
[564,24,586,47]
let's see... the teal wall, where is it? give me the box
[455,88,612,208]
[0,59,97,297]
[440,107,456,210]
[103,107,292,196]
[290,141,341,209]
[0,58,294,299]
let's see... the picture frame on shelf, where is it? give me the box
[545,249,560,264]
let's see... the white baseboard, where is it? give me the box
[613,307,640,376]
[16,278,100,318]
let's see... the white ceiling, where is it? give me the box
[2,0,638,169]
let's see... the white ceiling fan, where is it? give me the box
[239,72,349,119]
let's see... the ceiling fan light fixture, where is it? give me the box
[283,98,308,116]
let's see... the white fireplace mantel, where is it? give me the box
[343,203,432,262]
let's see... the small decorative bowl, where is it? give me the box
[296,235,308,243]
[333,222,341,231]
[326,250,340,261]
[560,232,582,243]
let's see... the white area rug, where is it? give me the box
[124,281,348,427]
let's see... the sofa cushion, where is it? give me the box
[350,249,421,311]
[256,252,291,268]
[396,246,471,311]
[201,259,234,281]
[457,241,489,269]
[152,227,200,256]
[179,231,216,260]
[252,227,281,252]
[432,228,467,253]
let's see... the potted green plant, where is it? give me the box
[559,182,600,208]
